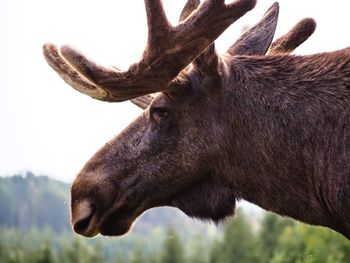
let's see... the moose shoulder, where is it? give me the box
[43,0,350,239]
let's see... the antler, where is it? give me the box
[268,18,316,55]
[131,0,201,110]
[130,2,317,110]
[43,0,256,102]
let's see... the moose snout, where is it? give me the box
[71,199,99,237]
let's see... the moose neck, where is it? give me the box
[219,51,350,236]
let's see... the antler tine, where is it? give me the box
[178,0,257,43]
[144,0,171,54]
[180,0,219,76]
[145,0,170,30]
[179,0,200,22]
[43,0,256,102]
[43,44,108,100]
[268,18,316,55]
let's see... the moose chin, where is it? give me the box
[44,0,350,240]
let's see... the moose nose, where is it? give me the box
[71,199,98,237]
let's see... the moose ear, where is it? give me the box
[227,2,279,56]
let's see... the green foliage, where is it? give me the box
[258,212,294,263]
[268,223,350,263]
[130,244,147,263]
[34,242,56,263]
[210,211,259,263]
[1,212,350,263]
[187,233,208,263]
[160,227,185,263]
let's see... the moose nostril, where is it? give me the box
[72,201,96,234]
[74,213,93,234]
[74,216,92,234]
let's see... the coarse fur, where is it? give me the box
[43,0,350,240]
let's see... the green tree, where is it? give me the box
[130,244,146,263]
[35,241,56,263]
[208,238,222,263]
[59,238,93,263]
[89,241,106,263]
[188,233,207,263]
[217,211,258,263]
[270,223,350,263]
[160,227,186,263]
[258,213,294,262]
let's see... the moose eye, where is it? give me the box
[151,107,170,121]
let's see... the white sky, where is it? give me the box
[1,0,350,183]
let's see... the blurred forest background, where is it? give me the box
[2,0,350,262]
[0,172,349,263]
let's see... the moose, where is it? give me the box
[43,0,350,239]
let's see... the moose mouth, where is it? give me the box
[98,204,137,236]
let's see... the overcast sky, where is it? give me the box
[1,0,350,183]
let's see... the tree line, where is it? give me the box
[1,210,349,263]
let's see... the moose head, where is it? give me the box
[44,0,350,239]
